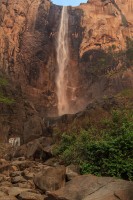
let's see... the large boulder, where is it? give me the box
[46,174,133,200]
[33,165,66,192]
[13,137,53,161]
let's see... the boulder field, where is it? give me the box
[0,137,132,200]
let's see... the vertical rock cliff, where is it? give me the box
[0,0,133,141]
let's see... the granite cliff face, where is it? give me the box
[0,0,133,141]
[79,0,133,103]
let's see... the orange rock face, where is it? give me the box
[0,0,133,117]
[80,0,133,55]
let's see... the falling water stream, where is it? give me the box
[56,7,69,116]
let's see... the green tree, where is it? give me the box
[53,110,133,181]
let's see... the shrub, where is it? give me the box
[0,77,15,104]
[53,110,133,180]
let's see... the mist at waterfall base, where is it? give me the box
[52,0,87,6]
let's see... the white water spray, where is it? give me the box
[56,7,69,116]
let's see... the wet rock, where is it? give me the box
[33,165,66,192]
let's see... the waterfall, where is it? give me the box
[56,7,69,116]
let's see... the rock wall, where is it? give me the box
[0,0,57,116]
[0,0,133,141]
[78,0,133,104]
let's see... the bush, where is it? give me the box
[53,110,133,180]
[0,77,14,104]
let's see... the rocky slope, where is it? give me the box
[0,0,133,141]
[0,139,132,200]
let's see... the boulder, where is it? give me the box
[26,142,52,161]
[13,137,53,161]
[44,158,59,167]
[66,165,80,181]
[0,186,37,197]
[22,170,34,180]
[11,176,27,184]
[18,191,45,200]
[46,175,133,200]
[33,165,66,192]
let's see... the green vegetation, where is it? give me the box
[53,110,133,180]
[117,89,133,98]
[0,77,8,86]
[0,77,14,104]
[0,93,14,104]
[53,38,133,180]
